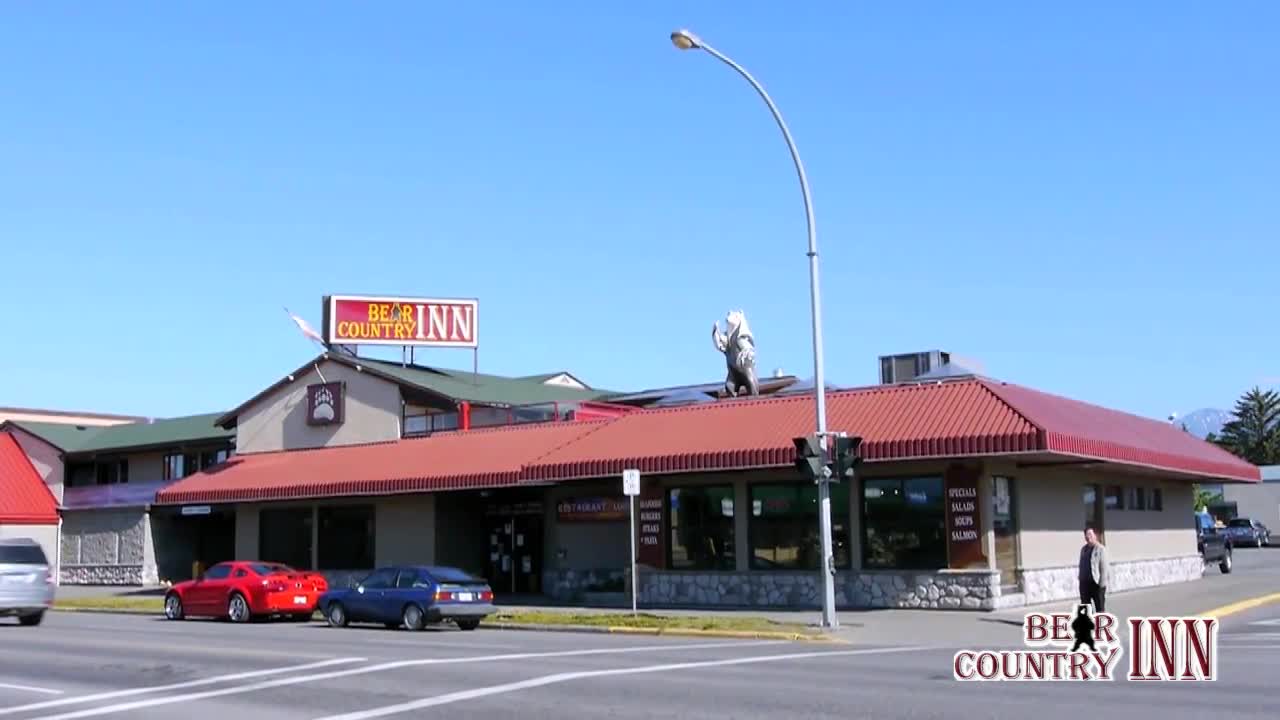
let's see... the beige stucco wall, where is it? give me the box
[0,523,59,578]
[234,360,404,454]
[1010,464,1197,570]
[8,427,65,504]
[127,452,166,484]
[234,495,435,567]
[1222,482,1280,527]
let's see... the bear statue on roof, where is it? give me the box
[712,309,759,398]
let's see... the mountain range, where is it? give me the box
[1170,408,1232,439]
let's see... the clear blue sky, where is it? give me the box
[2,2,1276,421]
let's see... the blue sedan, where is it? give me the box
[317,565,496,631]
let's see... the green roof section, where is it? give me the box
[6,413,233,455]
[359,359,616,406]
[4,421,105,452]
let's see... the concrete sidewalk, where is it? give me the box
[50,551,1280,647]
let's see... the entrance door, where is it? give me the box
[992,476,1019,590]
[486,513,543,595]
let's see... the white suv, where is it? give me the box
[0,538,55,626]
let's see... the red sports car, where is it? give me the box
[163,561,328,623]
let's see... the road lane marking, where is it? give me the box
[315,645,945,720]
[0,683,63,696]
[24,640,784,720]
[0,658,364,717]
[1199,592,1280,619]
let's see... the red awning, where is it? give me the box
[0,432,59,524]
[155,378,1261,506]
[155,421,611,505]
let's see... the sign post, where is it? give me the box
[622,468,641,617]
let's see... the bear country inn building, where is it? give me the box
[0,295,1263,612]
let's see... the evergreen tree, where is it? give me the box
[1212,387,1280,465]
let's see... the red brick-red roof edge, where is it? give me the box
[155,421,613,505]
[0,432,60,524]
[979,379,1259,482]
[522,379,1046,482]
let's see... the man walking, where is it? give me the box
[1079,525,1108,613]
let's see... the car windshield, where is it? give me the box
[426,566,484,584]
[250,563,295,576]
[0,544,47,564]
[1228,519,1252,528]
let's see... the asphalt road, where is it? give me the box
[1,602,1277,720]
[2,548,1277,719]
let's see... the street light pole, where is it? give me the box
[671,29,838,630]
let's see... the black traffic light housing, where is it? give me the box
[830,434,863,481]
[793,434,827,480]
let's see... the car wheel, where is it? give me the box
[402,604,425,631]
[228,593,252,623]
[164,593,185,621]
[1220,551,1233,574]
[18,611,44,627]
[326,602,348,628]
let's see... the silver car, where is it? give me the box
[0,537,55,626]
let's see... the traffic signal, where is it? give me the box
[830,434,863,481]
[793,434,827,480]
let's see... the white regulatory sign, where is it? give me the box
[622,468,641,496]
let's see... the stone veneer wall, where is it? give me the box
[1020,555,1205,605]
[633,569,1002,610]
[547,555,1205,610]
[543,569,627,602]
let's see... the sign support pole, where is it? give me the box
[629,492,637,617]
[622,468,641,618]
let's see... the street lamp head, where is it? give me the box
[670,29,702,50]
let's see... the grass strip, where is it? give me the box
[55,596,163,612]
[492,610,815,635]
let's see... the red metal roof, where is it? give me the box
[154,378,1261,505]
[523,380,1043,481]
[0,432,59,524]
[155,420,610,505]
[979,379,1259,482]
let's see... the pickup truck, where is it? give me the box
[1196,512,1233,573]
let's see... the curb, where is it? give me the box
[485,621,839,642]
[50,607,836,642]
[1198,592,1280,620]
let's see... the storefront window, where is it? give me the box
[318,505,376,570]
[259,507,313,569]
[668,486,735,570]
[749,482,849,570]
[862,476,946,570]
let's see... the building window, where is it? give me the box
[404,411,460,436]
[1129,487,1147,511]
[1105,486,1124,510]
[862,476,946,570]
[95,459,128,485]
[259,507,314,570]
[668,485,735,571]
[1151,488,1163,511]
[318,506,376,570]
[748,482,850,570]
[163,454,185,481]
